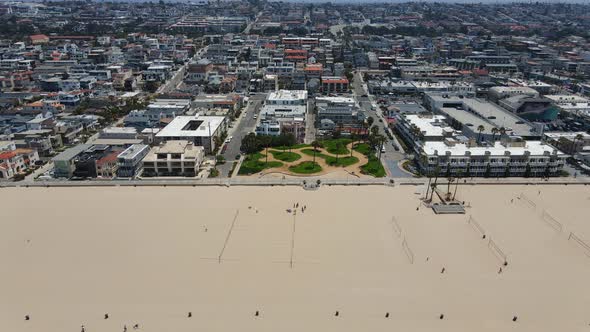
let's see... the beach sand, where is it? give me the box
[1,184,590,331]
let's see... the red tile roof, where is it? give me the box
[30,34,49,41]
[0,151,17,160]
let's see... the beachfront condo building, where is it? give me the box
[395,113,566,177]
[142,140,205,177]
[418,137,566,177]
[117,144,150,178]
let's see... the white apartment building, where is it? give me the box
[396,113,566,177]
[256,90,308,141]
[419,137,566,177]
[545,94,590,117]
[155,115,227,153]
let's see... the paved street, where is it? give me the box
[352,71,411,177]
[217,95,265,177]
[304,99,316,144]
[157,46,208,94]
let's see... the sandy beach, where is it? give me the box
[1,184,590,331]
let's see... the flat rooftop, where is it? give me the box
[462,99,534,136]
[440,106,495,134]
[1,185,590,331]
[423,140,563,157]
[144,140,203,160]
[403,114,452,137]
[51,144,90,161]
[315,96,355,104]
[156,115,225,138]
[544,131,590,141]
[267,90,307,101]
[92,138,144,146]
[432,96,536,137]
[545,95,589,104]
[117,144,149,160]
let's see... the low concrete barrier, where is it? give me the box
[1,176,589,189]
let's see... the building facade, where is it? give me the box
[142,141,205,177]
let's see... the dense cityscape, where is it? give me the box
[1,1,590,182]
[1,1,590,331]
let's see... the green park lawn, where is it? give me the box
[300,149,359,167]
[289,161,323,174]
[274,143,310,151]
[321,138,351,155]
[238,153,283,175]
[361,156,387,177]
[268,150,302,162]
[353,143,371,156]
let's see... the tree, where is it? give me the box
[452,170,462,201]
[491,127,499,142]
[367,116,374,130]
[377,135,386,160]
[240,133,260,154]
[370,125,379,136]
[430,166,441,201]
[447,175,453,196]
[572,133,584,155]
[477,125,485,143]
[311,140,321,165]
[261,135,272,164]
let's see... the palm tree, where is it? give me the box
[452,170,462,201]
[420,155,432,200]
[447,175,453,196]
[311,140,321,165]
[370,124,379,136]
[262,136,272,164]
[377,135,386,160]
[430,166,441,201]
[477,125,485,143]
[366,116,374,138]
[491,127,499,142]
[572,134,584,155]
